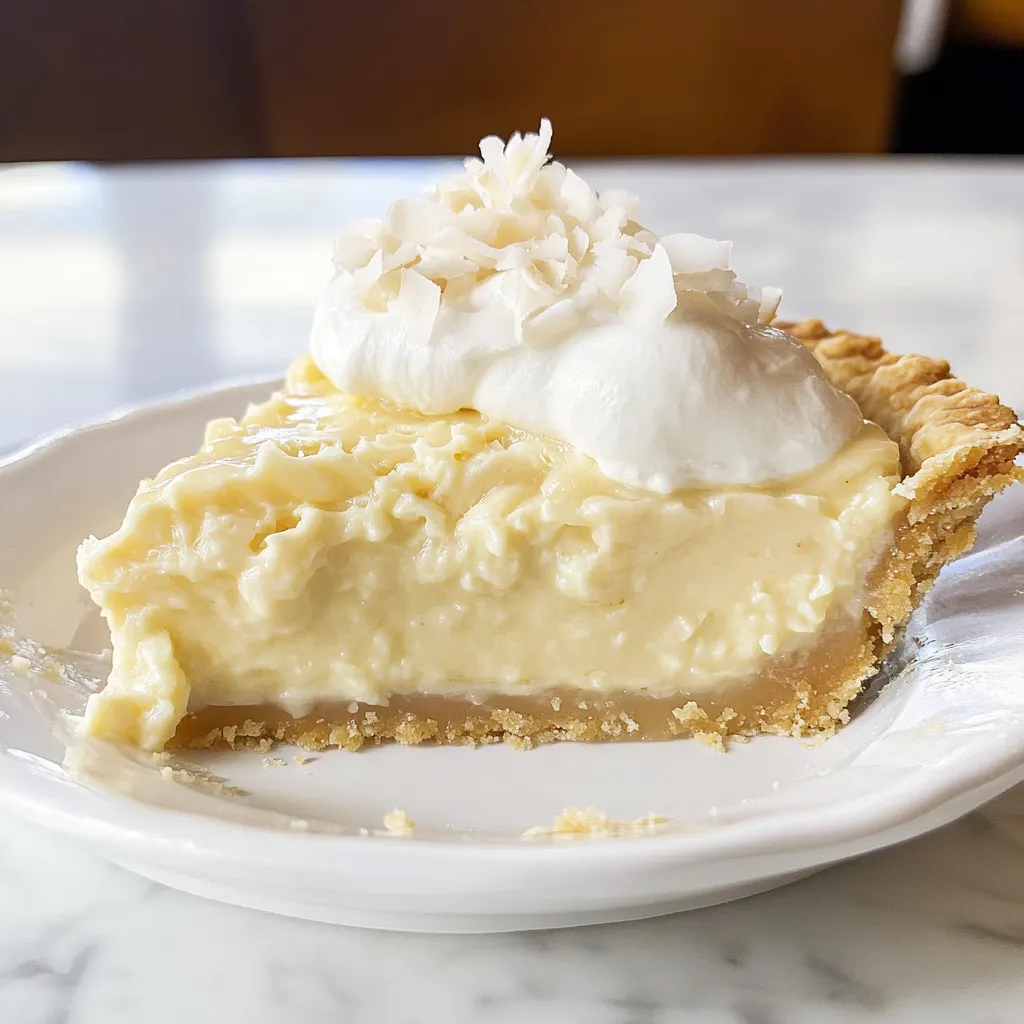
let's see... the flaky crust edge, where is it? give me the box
[779,318,1024,643]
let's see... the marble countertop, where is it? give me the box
[2,157,1023,1022]
[4,788,1023,1023]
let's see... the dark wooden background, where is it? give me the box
[0,0,905,162]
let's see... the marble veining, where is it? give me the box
[1,784,1023,1022]
[1,157,1023,1022]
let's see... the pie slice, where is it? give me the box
[76,323,1022,752]
[75,125,1024,753]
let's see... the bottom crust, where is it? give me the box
[172,615,878,753]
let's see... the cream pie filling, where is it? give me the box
[78,356,904,750]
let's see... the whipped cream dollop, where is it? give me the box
[310,120,862,490]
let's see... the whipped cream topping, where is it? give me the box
[310,120,862,490]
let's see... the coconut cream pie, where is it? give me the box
[78,122,1024,752]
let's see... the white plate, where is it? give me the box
[1,380,1023,933]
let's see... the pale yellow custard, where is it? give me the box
[78,355,904,750]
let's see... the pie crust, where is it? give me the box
[170,319,1023,752]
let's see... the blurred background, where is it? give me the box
[1,0,1023,455]
[1,0,1023,161]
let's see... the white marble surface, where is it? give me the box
[2,789,1023,1023]
[1,157,1023,1021]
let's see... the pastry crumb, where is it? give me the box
[262,756,287,768]
[801,731,834,749]
[41,657,64,681]
[293,754,315,765]
[694,731,726,753]
[158,763,246,797]
[8,654,31,672]
[523,806,668,840]
[191,728,220,750]
[383,808,415,835]
[671,702,705,727]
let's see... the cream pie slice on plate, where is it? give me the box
[76,122,1024,753]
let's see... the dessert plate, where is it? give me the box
[1,381,1023,933]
